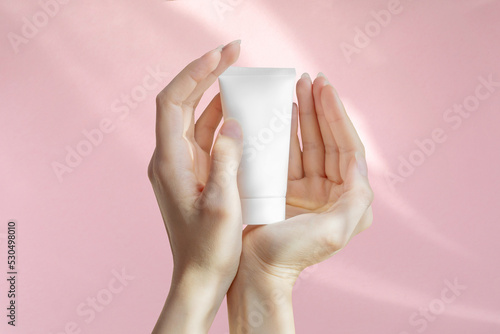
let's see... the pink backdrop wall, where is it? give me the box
[1,0,499,333]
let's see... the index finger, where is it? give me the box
[155,46,224,151]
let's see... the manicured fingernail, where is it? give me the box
[317,72,329,84]
[301,72,310,80]
[212,44,224,53]
[355,152,368,177]
[220,119,242,139]
[224,39,242,48]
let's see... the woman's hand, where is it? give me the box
[148,40,243,334]
[227,72,374,333]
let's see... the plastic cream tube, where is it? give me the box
[218,67,296,225]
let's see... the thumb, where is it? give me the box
[202,119,243,211]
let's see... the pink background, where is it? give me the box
[1,0,500,333]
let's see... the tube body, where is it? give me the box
[218,67,296,225]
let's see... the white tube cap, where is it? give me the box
[240,197,286,225]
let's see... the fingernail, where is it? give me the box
[355,152,368,177]
[212,44,224,53]
[224,39,242,48]
[220,119,242,139]
[301,72,310,80]
[317,72,329,84]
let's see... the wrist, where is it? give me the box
[227,266,295,334]
[152,269,229,334]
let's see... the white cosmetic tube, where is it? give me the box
[218,67,296,225]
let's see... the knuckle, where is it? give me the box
[324,142,339,154]
[156,90,181,109]
[360,208,374,231]
[352,183,374,207]
[302,140,323,152]
[149,154,171,183]
[213,137,240,157]
[338,145,356,155]
[356,217,373,235]
[199,186,237,222]
[155,92,165,106]
[147,151,158,183]
[210,157,239,182]
[204,200,231,221]
[362,219,373,231]
[147,159,155,182]
[211,151,231,167]
[323,231,348,253]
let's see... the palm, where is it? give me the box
[247,73,342,229]
[240,73,372,274]
[286,176,343,217]
[241,175,345,276]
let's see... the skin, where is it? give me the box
[148,40,374,334]
[227,72,374,333]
